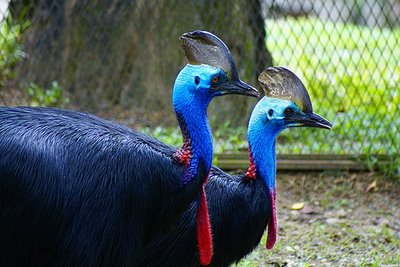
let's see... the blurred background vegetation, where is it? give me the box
[0,0,399,177]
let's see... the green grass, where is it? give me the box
[266,17,400,157]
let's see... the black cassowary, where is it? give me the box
[0,31,258,267]
[137,67,332,267]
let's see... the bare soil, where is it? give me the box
[236,172,400,267]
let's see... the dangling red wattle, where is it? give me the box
[266,189,277,249]
[196,184,213,266]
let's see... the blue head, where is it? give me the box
[173,63,248,115]
[247,67,332,250]
[248,96,331,144]
[173,31,259,177]
[249,67,332,188]
[174,30,258,113]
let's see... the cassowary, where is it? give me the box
[0,31,258,267]
[137,67,332,267]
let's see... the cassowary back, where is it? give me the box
[0,107,204,267]
[137,167,270,267]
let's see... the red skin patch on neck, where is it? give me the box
[266,189,277,249]
[172,142,191,166]
[196,184,213,266]
[245,150,256,180]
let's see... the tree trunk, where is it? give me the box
[13,0,273,126]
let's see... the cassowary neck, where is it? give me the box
[246,123,281,249]
[173,96,213,185]
[175,110,213,173]
[246,127,278,187]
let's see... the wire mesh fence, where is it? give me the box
[0,0,399,163]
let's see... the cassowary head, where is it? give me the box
[248,66,332,250]
[173,30,259,109]
[253,67,332,133]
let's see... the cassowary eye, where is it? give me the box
[194,76,200,85]
[211,75,219,84]
[284,107,293,116]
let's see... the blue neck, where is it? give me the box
[248,126,279,191]
[247,99,286,191]
[175,106,213,170]
[172,65,215,182]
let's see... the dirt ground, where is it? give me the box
[236,172,400,267]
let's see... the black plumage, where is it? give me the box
[137,167,270,267]
[0,107,205,266]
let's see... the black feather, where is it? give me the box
[137,167,270,267]
[0,107,205,267]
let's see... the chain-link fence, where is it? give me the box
[0,0,399,164]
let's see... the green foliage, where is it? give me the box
[25,81,69,107]
[0,12,29,86]
[212,120,248,153]
[140,126,182,148]
[265,17,399,173]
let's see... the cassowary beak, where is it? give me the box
[286,111,332,130]
[215,79,260,98]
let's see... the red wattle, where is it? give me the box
[266,189,277,249]
[196,185,213,265]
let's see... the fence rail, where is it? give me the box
[215,153,394,172]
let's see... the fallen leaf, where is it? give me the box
[365,180,377,192]
[295,203,322,214]
[349,174,357,181]
[290,202,305,210]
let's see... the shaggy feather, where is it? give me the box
[0,107,206,267]
[137,167,270,267]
